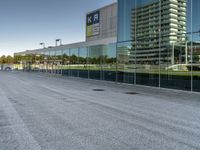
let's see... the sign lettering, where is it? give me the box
[86,11,100,37]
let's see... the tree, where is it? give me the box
[0,55,14,64]
[6,55,13,64]
[0,55,6,64]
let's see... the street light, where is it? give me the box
[40,43,45,49]
[55,39,62,47]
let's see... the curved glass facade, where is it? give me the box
[14,0,200,92]
[14,43,117,81]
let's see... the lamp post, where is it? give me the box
[55,39,62,46]
[40,42,45,49]
[55,39,62,74]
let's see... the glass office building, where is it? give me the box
[14,0,200,92]
[117,0,200,92]
[14,38,117,82]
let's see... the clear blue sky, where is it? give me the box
[0,0,116,56]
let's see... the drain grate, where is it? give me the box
[125,92,138,95]
[93,89,105,91]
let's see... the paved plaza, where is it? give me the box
[0,71,200,150]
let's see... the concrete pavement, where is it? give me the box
[0,71,200,150]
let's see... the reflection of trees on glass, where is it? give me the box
[78,48,88,74]
[78,57,87,64]
[192,43,200,64]
[103,56,116,64]
[0,55,14,64]
[70,55,78,64]
[62,54,69,65]
[70,48,79,66]
[88,57,101,64]
[14,55,22,64]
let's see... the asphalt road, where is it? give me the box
[0,71,200,150]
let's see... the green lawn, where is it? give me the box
[17,63,200,77]
[61,65,200,77]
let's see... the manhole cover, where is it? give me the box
[125,92,138,95]
[93,89,105,91]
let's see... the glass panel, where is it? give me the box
[79,47,89,78]
[30,54,36,71]
[103,43,117,82]
[192,0,200,92]
[69,48,79,77]
[44,51,49,72]
[118,0,136,42]
[49,50,56,74]
[40,52,45,72]
[34,53,43,72]
[117,0,160,86]
[160,0,191,90]
[88,45,102,80]
[118,0,158,42]
[62,49,70,76]
[14,55,23,70]
[55,50,62,74]
[117,41,134,84]
[23,54,33,71]
[134,0,159,87]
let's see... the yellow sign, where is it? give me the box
[86,25,93,37]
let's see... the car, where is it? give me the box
[4,67,12,71]
[166,64,200,71]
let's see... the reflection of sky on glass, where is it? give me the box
[193,1,200,33]
[187,0,200,42]
[63,49,70,56]
[70,48,79,56]
[106,43,116,58]
[79,48,88,58]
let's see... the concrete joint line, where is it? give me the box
[0,90,42,150]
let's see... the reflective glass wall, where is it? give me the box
[13,0,200,92]
[62,49,70,76]
[70,48,79,77]
[191,0,200,92]
[88,45,102,80]
[79,47,89,78]
[103,43,117,81]
[118,0,200,92]
[14,43,117,81]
